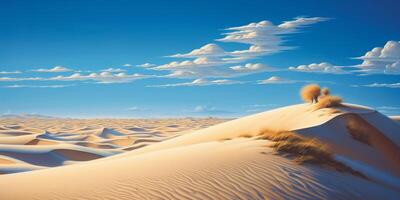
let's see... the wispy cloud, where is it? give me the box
[2,84,73,88]
[148,78,243,87]
[32,66,73,73]
[50,72,151,84]
[356,82,400,88]
[0,77,44,82]
[0,70,21,74]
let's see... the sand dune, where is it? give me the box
[0,104,399,199]
[0,117,223,175]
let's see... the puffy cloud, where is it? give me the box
[32,66,72,73]
[148,78,242,87]
[355,41,400,74]
[161,62,273,79]
[123,64,133,67]
[230,63,274,72]
[148,17,326,80]
[153,57,218,70]
[257,76,295,84]
[168,44,227,58]
[217,17,328,56]
[136,63,156,68]
[289,62,347,74]
[0,71,21,74]
[101,68,126,73]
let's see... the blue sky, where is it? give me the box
[1,0,400,118]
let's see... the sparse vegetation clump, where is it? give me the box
[314,96,343,110]
[258,129,365,178]
[321,87,330,96]
[300,84,343,110]
[300,84,321,103]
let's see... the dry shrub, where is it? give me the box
[314,95,342,110]
[300,84,321,103]
[258,129,365,178]
[321,87,330,96]
[346,115,372,145]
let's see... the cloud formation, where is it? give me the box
[136,63,156,68]
[360,82,400,88]
[355,41,400,74]
[101,68,126,73]
[168,44,227,58]
[217,17,329,56]
[257,76,295,84]
[32,66,72,73]
[150,17,327,80]
[289,62,348,74]
[148,78,242,87]
[50,72,150,84]
[2,84,72,88]
[0,71,21,74]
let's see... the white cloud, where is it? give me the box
[355,41,400,74]
[32,66,72,73]
[359,82,400,88]
[168,43,227,58]
[101,68,126,73]
[153,57,218,70]
[230,63,273,72]
[278,17,330,29]
[0,77,44,82]
[2,84,72,88]
[217,17,328,56]
[146,17,326,80]
[50,72,150,84]
[257,76,295,84]
[123,64,133,67]
[148,78,242,87]
[289,62,348,74]
[0,70,21,74]
[136,63,156,68]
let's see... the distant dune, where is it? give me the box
[0,104,399,199]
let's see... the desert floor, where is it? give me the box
[0,104,400,200]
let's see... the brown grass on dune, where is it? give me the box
[258,129,366,178]
[314,96,342,110]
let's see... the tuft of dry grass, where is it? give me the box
[258,129,366,178]
[314,95,342,110]
[300,84,321,103]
